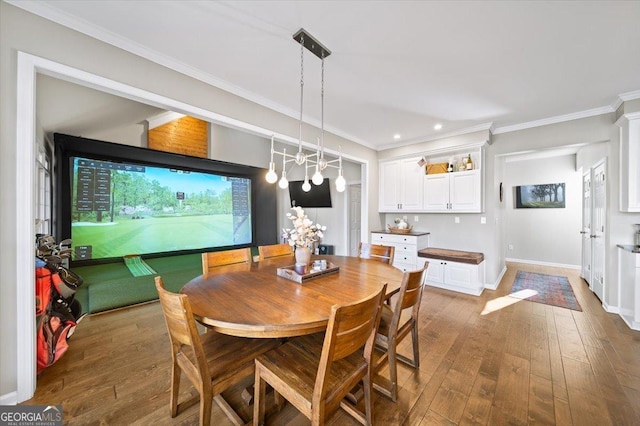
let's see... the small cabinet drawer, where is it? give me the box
[371,233,417,244]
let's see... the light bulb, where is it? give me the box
[302,178,311,192]
[278,171,289,189]
[311,167,324,185]
[335,174,346,193]
[265,162,278,183]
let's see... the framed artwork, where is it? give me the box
[515,183,565,208]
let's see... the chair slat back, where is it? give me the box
[358,243,395,265]
[155,277,208,378]
[399,262,428,311]
[258,243,293,261]
[318,283,386,372]
[202,248,252,276]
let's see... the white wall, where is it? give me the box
[503,154,582,267]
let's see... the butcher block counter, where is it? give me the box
[417,247,486,296]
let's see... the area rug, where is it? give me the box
[510,270,582,311]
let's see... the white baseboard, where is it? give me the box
[484,265,507,291]
[0,391,18,405]
[505,258,581,270]
[603,302,619,314]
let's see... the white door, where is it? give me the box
[591,161,606,301]
[581,171,592,285]
[348,184,361,257]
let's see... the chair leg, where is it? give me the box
[253,367,267,426]
[411,325,420,368]
[200,388,212,426]
[387,345,398,403]
[170,362,181,417]
[363,375,374,426]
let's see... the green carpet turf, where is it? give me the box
[72,253,202,313]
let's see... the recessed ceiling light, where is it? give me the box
[393,134,401,140]
[434,124,442,130]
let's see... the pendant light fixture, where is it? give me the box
[265,28,345,193]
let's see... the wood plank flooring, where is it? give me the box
[25,262,640,425]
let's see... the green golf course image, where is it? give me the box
[72,213,250,260]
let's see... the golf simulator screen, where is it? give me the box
[69,156,252,261]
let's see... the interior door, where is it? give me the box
[591,161,606,301]
[348,184,361,257]
[581,171,592,285]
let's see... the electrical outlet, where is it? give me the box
[508,244,514,250]
[454,217,460,224]
[402,215,407,220]
[480,217,486,224]
[414,216,419,222]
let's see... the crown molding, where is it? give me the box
[376,122,493,151]
[492,105,614,135]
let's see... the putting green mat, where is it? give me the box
[124,255,157,277]
[72,253,202,313]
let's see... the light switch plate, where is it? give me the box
[454,217,460,224]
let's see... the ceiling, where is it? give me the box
[15,0,640,150]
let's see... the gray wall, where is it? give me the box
[503,154,582,267]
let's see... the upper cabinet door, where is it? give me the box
[616,112,640,212]
[399,157,424,211]
[450,170,481,211]
[379,157,424,212]
[379,160,401,211]
[423,174,450,211]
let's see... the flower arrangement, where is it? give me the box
[282,206,326,249]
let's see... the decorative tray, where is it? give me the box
[387,225,413,234]
[277,262,339,284]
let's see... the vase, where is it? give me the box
[295,246,312,267]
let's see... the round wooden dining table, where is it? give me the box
[180,255,403,338]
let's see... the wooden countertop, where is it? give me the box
[371,230,431,236]
[418,247,484,265]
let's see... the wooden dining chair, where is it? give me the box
[373,262,428,402]
[257,243,293,261]
[155,276,280,426]
[358,242,395,265]
[201,247,252,277]
[253,284,387,426]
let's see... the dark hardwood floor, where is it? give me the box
[26,262,640,425]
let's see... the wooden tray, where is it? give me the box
[277,262,339,284]
[426,162,448,174]
[387,225,413,234]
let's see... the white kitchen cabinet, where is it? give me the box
[418,248,485,295]
[618,245,640,330]
[370,232,430,272]
[423,169,481,212]
[616,112,640,212]
[378,157,424,212]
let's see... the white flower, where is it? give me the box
[281,207,327,248]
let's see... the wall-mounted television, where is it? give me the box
[288,178,332,208]
[55,133,277,265]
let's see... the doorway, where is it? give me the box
[347,183,361,257]
[581,159,607,302]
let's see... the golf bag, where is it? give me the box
[35,235,84,374]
